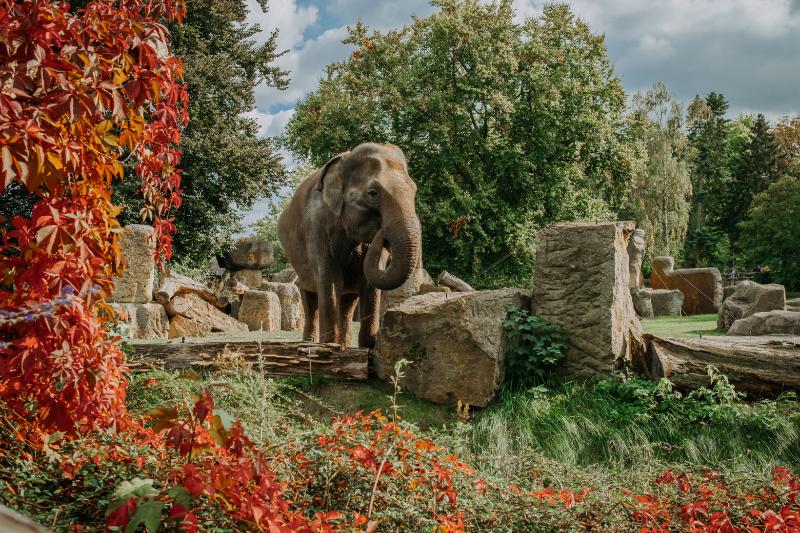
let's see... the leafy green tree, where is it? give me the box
[774,114,800,177]
[724,114,783,244]
[684,92,731,266]
[284,1,640,287]
[113,0,288,262]
[625,82,691,261]
[738,175,800,290]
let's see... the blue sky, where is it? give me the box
[238,0,800,228]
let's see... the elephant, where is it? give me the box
[277,142,422,348]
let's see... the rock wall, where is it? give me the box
[651,256,722,315]
[532,221,644,375]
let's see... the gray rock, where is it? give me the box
[787,298,800,313]
[723,285,737,302]
[164,292,248,333]
[375,289,531,407]
[717,281,786,331]
[728,310,800,336]
[169,315,212,338]
[111,224,156,303]
[222,236,273,270]
[628,228,646,289]
[631,288,654,318]
[238,290,281,332]
[262,282,304,331]
[638,288,683,316]
[111,302,169,339]
[532,221,644,376]
[231,268,264,288]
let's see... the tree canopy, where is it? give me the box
[114,0,288,263]
[284,0,641,287]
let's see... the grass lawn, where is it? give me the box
[641,313,724,338]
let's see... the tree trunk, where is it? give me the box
[640,334,800,395]
[129,340,369,381]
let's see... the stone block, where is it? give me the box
[238,290,281,332]
[651,256,722,314]
[111,302,169,339]
[262,282,304,331]
[717,281,786,331]
[111,225,156,303]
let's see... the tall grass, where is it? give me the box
[457,373,800,483]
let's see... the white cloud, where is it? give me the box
[242,108,295,137]
[245,0,318,50]
[324,0,436,30]
[254,25,352,108]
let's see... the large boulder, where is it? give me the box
[111,303,169,339]
[262,282,304,330]
[717,281,786,331]
[164,292,248,334]
[221,236,273,270]
[375,289,531,407]
[155,271,223,308]
[651,256,723,314]
[169,315,212,338]
[532,221,644,376]
[728,310,800,336]
[380,267,434,316]
[639,288,684,317]
[238,290,281,332]
[628,228,646,289]
[231,269,263,289]
[111,224,156,303]
[785,297,800,313]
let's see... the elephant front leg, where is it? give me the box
[301,290,319,342]
[317,272,342,344]
[358,284,380,349]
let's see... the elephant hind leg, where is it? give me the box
[339,294,359,347]
[301,290,319,342]
[358,285,380,349]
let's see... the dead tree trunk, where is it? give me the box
[129,340,369,381]
[640,334,800,395]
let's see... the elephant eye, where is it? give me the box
[367,188,379,199]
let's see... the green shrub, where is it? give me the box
[502,305,568,388]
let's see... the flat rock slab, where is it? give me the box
[129,340,368,381]
[642,334,800,395]
[729,310,800,336]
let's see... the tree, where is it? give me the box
[284,1,640,287]
[625,82,692,261]
[113,0,288,263]
[738,176,800,290]
[684,92,731,266]
[723,114,783,244]
[774,114,800,177]
[0,0,187,432]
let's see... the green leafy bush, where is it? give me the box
[502,305,568,387]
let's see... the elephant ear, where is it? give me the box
[315,152,349,215]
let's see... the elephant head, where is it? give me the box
[316,143,421,290]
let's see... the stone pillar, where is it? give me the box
[628,228,645,289]
[111,224,156,303]
[532,221,644,376]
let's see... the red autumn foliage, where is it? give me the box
[0,0,188,433]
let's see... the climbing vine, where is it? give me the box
[0,0,188,434]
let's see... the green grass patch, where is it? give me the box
[641,313,724,338]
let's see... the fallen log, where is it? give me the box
[156,271,223,308]
[129,340,369,381]
[641,334,800,395]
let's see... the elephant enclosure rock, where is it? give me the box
[532,221,644,376]
[262,282,304,331]
[111,224,156,303]
[221,236,273,270]
[374,288,531,407]
[717,281,786,331]
[651,256,722,314]
[238,290,281,332]
[110,303,169,339]
[728,310,800,336]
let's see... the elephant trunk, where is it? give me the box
[364,203,421,291]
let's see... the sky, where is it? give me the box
[238,0,800,228]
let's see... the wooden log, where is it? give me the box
[129,340,369,381]
[156,271,223,308]
[641,334,800,395]
[437,271,474,292]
